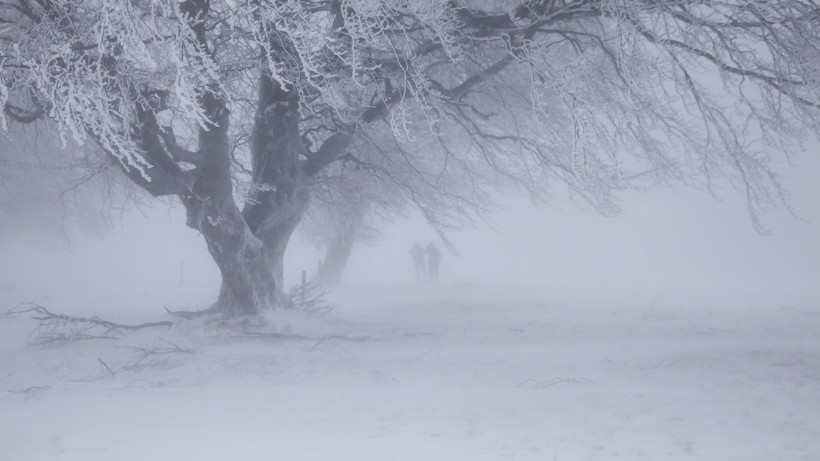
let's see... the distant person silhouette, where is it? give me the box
[426,242,441,283]
[410,242,427,282]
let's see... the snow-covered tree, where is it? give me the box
[2,0,818,316]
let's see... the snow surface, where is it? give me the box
[2,283,819,461]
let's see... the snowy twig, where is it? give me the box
[92,339,198,378]
[116,339,196,373]
[120,338,196,357]
[288,281,334,316]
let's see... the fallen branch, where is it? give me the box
[2,302,173,345]
[115,338,197,374]
[7,386,52,400]
[98,358,116,378]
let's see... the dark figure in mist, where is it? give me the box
[426,242,441,283]
[411,243,427,282]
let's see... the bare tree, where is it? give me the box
[1,1,817,316]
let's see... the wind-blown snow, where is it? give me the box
[1,284,818,460]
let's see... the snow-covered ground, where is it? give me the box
[1,283,819,461]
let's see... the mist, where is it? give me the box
[3,165,819,460]
[3,2,820,459]
[4,139,817,312]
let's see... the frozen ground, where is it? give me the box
[1,284,819,461]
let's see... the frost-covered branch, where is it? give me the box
[2,0,818,315]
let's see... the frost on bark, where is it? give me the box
[2,1,819,316]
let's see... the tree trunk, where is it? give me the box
[168,64,306,316]
[317,235,355,285]
[175,36,348,317]
[182,70,309,316]
[191,198,305,316]
[189,63,315,316]
[182,194,285,316]
[65,1,350,319]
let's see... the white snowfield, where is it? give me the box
[1,284,819,461]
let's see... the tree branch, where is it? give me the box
[302,132,352,176]
[3,102,45,123]
[621,10,819,109]
[158,128,202,165]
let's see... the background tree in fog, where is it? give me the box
[1,0,818,316]
[304,165,395,285]
[303,129,492,285]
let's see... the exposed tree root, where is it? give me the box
[164,281,333,319]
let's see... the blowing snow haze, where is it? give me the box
[1,1,820,460]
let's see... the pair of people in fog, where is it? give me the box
[411,242,441,283]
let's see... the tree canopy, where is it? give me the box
[2,0,818,314]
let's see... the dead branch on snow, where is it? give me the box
[1,302,173,345]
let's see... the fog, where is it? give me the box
[4,2,820,458]
[2,141,818,312]
[2,146,819,461]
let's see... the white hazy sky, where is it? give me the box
[1,140,818,312]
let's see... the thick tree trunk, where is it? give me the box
[169,67,300,316]
[178,75,309,316]
[317,235,354,285]
[173,110,285,315]
[183,194,284,316]
[178,37,348,317]
[97,2,349,318]
[195,63,313,316]
[146,16,350,318]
